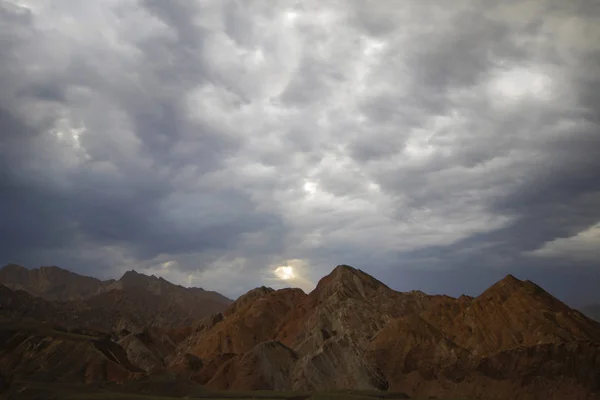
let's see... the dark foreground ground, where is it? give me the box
[1,381,468,400]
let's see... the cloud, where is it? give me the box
[527,223,600,262]
[0,0,599,302]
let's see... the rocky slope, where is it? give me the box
[2,263,600,400]
[0,286,201,388]
[367,274,600,399]
[0,264,108,301]
[172,265,600,399]
[174,265,466,392]
[0,318,145,385]
[0,264,232,331]
[271,265,453,391]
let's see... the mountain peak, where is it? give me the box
[121,269,140,278]
[0,264,29,280]
[119,270,156,285]
[313,264,392,301]
[225,286,275,316]
[332,264,357,273]
[38,265,81,277]
[1,263,27,272]
[501,273,520,283]
[477,273,574,316]
[0,264,104,301]
[324,264,385,285]
[478,274,526,299]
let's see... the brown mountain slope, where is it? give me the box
[183,265,459,392]
[4,263,600,400]
[0,321,145,385]
[0,284,103,334]
[0,264,108,301]
[0,317,212,398]
[83,286,227,332]
[368,274,600,400]
[271,265,455,391]
[182,287,306,360]
[206,341,298,391]
[180,266,600,399]
[107,269,231,310]
[116,327,184,373]
[276,265,453,353]
[165,288,304,385]
[0,264,232,331]
[0,286,196,387]
[419,274,600,356]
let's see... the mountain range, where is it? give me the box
[0,264,231,332]
[1,263,600,400]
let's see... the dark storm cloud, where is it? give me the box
[0,0,599,301]
[0,0,283,282]
[340,1,600,293]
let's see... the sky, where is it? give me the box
[1,0,599,306]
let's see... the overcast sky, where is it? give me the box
[1,0,599,305]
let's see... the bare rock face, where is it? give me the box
[207,341,298,390]
[166,313,225,374]
[272,265,453,392]
[183,288,306,359]
[368,314,471,383]
[224,286,275,317]
[291,333,387,391]
[368,274,600,400]
[167,287,305,386]
[419,274,600,358]
[277,266,452,351]
[119,332,167,373]
[0,329,144,384]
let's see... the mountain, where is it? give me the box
[582,304,600,322]
[0,264,232,331]
[0,286,142,386]
[2,264,600,400]
[0,264,108,301]
[171,266,600,399]
[85,270,232,331]
[369,274,600,399]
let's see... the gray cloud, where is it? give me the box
[0,0,599,303]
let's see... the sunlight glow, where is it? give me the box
[489,66,555,103]
[303,180,317,196]
[285,11,298,21]
[274,266,295,280]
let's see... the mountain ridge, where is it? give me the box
[0,264,233,332]
[2,263,600,400]
[0,264,230,302]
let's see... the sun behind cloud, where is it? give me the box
[274,266,295,280]
[268,260,315,293]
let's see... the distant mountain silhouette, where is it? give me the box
[0,264,232,331]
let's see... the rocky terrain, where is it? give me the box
[0,264,232,332]
[2,263,600,400]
